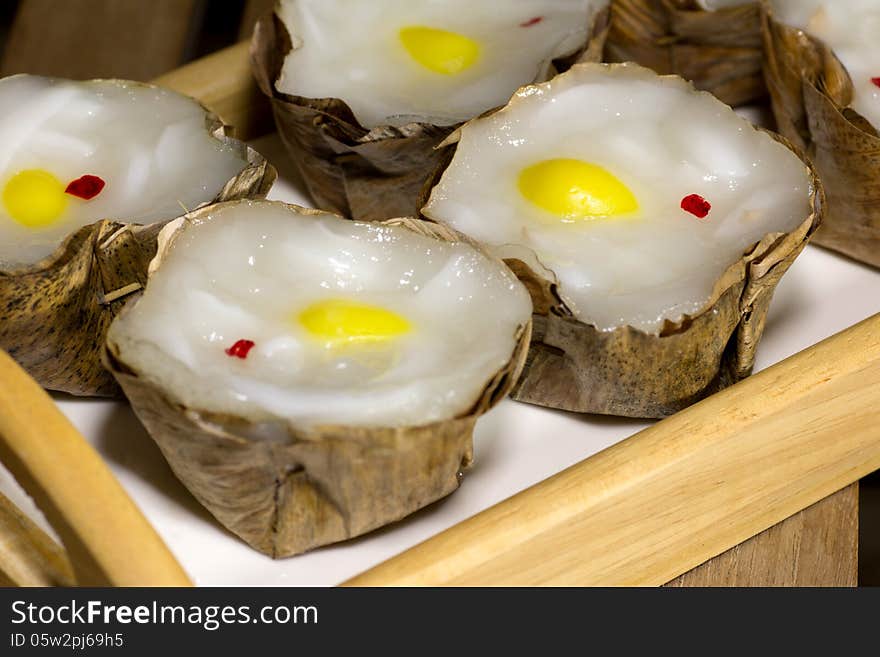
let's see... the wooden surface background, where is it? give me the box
[0,0,877,587]
[0,0,274,80]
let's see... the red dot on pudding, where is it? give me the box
[65,174,105,200]
[681,194,711,219]
[520,16,543,27]
[225,339,255,359]
[871,77,880,89]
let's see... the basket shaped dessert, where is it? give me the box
[763,0,880,268]
[251,0,611,221]
[422,63,822,418]
[0,75,274,396]
[104,200,531,557]
[605,0,765,107]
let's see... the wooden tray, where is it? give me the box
[2,43,879,586]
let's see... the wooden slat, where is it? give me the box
[666,484,858,586]
[344,313,880,586]
[152,40,273,140]
[1,0,199,81]
[0,490,75,587]
[0,351,192,586]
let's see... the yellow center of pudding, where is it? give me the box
[2,169,68,228]
[517,159,639,220]
[399,26,480,75]
[298,299,411,346]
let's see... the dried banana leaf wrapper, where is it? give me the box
[507,131,822,419]
[0,119,275,397]
[104,208,531,558]
[763,14,880,268]
[250,9,610,222]
[605,0,765,107]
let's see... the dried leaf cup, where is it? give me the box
[250,2,611,222]
[0,77,275,396]
[422,63,823,419]
[605,0,765,107]
[503,207,818,418]
[763,6,880,268]
[104,201,531,557]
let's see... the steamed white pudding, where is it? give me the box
[423,63,814,334]
[0,75,250,266]
[108,202,531,428]
[275,0,607,128]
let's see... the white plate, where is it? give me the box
[2,130,879,587]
